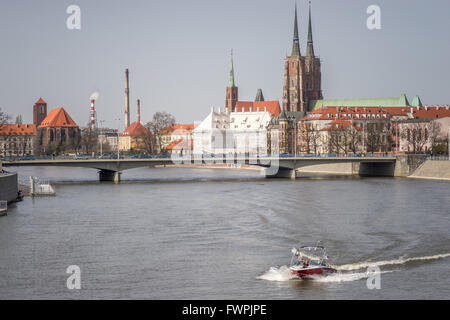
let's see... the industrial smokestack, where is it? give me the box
[124,68,130,129]
[137,99,141,124]
[90,99,96,129]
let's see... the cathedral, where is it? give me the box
[283,4,322,113]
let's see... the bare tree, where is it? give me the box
[400,121,440,153]
[145,111,176,154]
[0,108,10,124]
[327,129,349,154]
[80,128,98,155]
[346,126,361,154]
[141,130,156,154]
[299,122,321,154]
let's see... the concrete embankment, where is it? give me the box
[409,160,450,181]
[297,163,355,175]
[157,163,261,170]
[0,172,19,203]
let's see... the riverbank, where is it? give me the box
[408,160,450,181]
[297,160,450,181]
[0,172,19,203]
[156,163,262,171]
[297,163,354,175]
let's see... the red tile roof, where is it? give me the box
[0,124,36,136]
[322,119,361,131]
[411,106,450,119]
[234,100,281,118]
[166,138,193,150]
[301,106,411,121]
[38,107,78,128]
[35,97,47,105]
[160,124,197,135]
[121,121,150,136]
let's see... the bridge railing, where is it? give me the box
[426,154,450,161]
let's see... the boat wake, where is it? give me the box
[257,266,296,282]
[258,252,450,283]
[257,266,393,283]
[334,253,450,271]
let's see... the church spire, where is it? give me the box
[306,2,315,57]
[226,49,238,113]
[229,49,236,87]
[291,4,301,56]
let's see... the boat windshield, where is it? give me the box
[290,246,331,267]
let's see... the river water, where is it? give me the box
[0,166,449,299]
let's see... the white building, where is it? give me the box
[193,105,275,155]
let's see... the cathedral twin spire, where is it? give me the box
[291,2,315,57]
[229,49,236,88]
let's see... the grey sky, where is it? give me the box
[1,0,449,129]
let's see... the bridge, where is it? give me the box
[0,155,416,182]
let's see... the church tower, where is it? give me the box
[282,3,322,113]
[225,51,238,113]
[33,97,47,127]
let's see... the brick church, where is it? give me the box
[283,4,322,113]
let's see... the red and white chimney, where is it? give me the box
[90,99,96,129]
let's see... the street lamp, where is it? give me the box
[362,121,365,154]
[98,120,105,157]
[289,115,297,156]
[115,118,121,160]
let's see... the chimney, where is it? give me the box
[137,99,141,124]
[90,99,96,129]
[124,68,130,129]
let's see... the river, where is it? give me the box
[0,166,449,299]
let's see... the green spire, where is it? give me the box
[255,88,264,102]
[229,50,236,88]
[291,4,301,56]
[306,2,315,57]
[411,95,423,107]
[278,109,288,121]
[399,94,410,106]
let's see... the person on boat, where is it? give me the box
[303,259,309,268]
[297,256,303,266]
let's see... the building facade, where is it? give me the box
[37,107,81,154]
[0,124,36,157]
[160,124,196,151]
[193,102,279,155]
[397,106,450,153]
[119,121,151,152]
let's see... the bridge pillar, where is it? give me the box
[99,170,121,183]
[264,167,296,180]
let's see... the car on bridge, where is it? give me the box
[73,155,90,160]
[279,152,293,157]
[18,155,36,161]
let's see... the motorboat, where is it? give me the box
[289,245,337,279]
